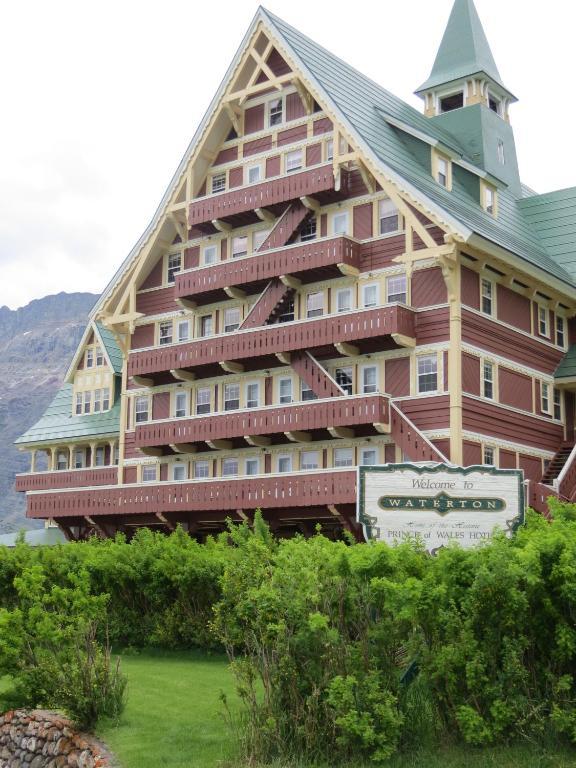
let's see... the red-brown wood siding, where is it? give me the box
[244,104,264,134]
[499,368,533,411]
[131,325,155,350]
[213,146,238,166]
[228,167,244,188]
[160,464,168,482]
[443,351,448,392]
[385,358,410,396]
[278,124,307,146]
[266,155,281,178]
[519,454,543,482]
[265,377,273,405]
[411,267,447,307]
[434,439,450,460]
[385,444,396,463]
[286,92,306,121]
[140,261,163,290]
[320,214,328,237]
[360,235,405,271]
[414,307,450,344]
[399,396,450,430]
[123,466,137,484]
[461,266,480,310]
[221,239,228,261]
[136,288,175,317]
[152,392,170,421]
[184,246,199,270]
[497,285,531,333]
[313,117,332,135]
[463,441,482,466]
[244,135,272,157]
[462,353,481,395]
[267,49,291,76]
[353,203,373,239]
[499,449,517,469]
[306,143,321,167]
[347,169,368,198]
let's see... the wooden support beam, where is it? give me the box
[374,422,391,434]
[176,298,197,310]
[299,195,319,211]
[224,286,246,299]
[169,212,187,243]
[131,375,155,387]
[101,311,144,327]
[284,431,311,443]
[139,447,163,457]
[275,351,291,364]
[334,342,360,357]
[171,369,196,382]
[156,512,175,532]
[255,207,276,223]
[236,509,249,522]
[220,361,245,374]
[391,333,416,348]
[338,263,359,277]
[212,219,232,232]
[224,103,242,137]
[225,73,293,105]
[279,274,301,289]
[206,439,233,450]
[245,435,271,447]
[358,161,376,194]
[169,443,197,454]
[293,78,314,114]
[85,516,109,539]
[328,426,355,439]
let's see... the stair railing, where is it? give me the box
[555,443,576,499]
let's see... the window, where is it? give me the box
[554,389,562,421]
[199,315,213,337]
[301,451,319,470]
[556,316,565,347]
[246,382,259,409]
[306,292,324,318]
[301,380,317,401]
[93,389,101,413]
[159,321,173,346]
[232,236,248,258]
[222,458,239,477]
[167,253,182,284]
[224,383,240,411]
[95,447,105,467]
[245,458,259,476]
[135,396,149,423]
[436,156,449,188]
[285,149,303,173]
[379,199,399,234]
[253,229,270,251]
[279,378,293,404]
[224,307,241,333]
[336,367,353,396]
[74,449,86,469]
[336,288,352,313]
[75,393,82,415]
[361,283,379,308]
[95,346,104,366]
[83,391,91,414]
[203,244,218,265]
[541,382,551,414]
[277,455,292,473]
[175,392,188,418]
[299,217,317,242]
[86,349,94,368]
[483,361,494,400]
[102,388,110,411]
[325,139,334,161]
[57,451,68,471]
[196,387,211,415]
[173,463,187,482]
[481,279,493,316]
[142,465,157,482]
[278,298,294,323]
[194,460,210,479]
[361,366,378,394]
[483,185,496,216]
[497,139,505,165]
[538,306,550,337]
[269,97,283,126]
[334,448,353,467]
[247,164,262,184]
[483,446,495,466]
[211,173,226,194]
[360,448,378,466]
[333,211,349,235]
[386,274,407,303]
[488,94,501,114]
[417,355,438,394]
[440,92,463,113]
[177,320,190,343]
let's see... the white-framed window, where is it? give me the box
[142,465,157,483]
[335,367,353,396]
[194,460,210,479]
[175,391,188,418]
[253,229,270,251]
[481,279,494,316]
[211,173,226,194]
[93,389,102,413]
[437,157,449,188]
[285,149,303,173]
[538,306,550,337]
[224,383,240,411]
[75,393,82,415]
[203,244,218,265]
[196,387,211,415]
[173,463,187,482]
[439,91,464,113]
[279,377,293,404]
[386,274,407,303]
[245,458,260,476]
[74,448,86,470]
[159,321,173,346]
[199,315,213,337]
[379,198,400,234]
[232,235,248,258]
[95,346,104,366]
[306,291,324,318]
[325,138,334,161]
[56,451,68,471]
[301,451,319,470]
[556,316,565,347]
[497,139,505,165]
[332,211,349,235]
[95,447,105,467]
[483,445,495,466]
[277,454,292,473]
[135,396,149,423]
[554,388,562,420]
[222,458,239,477]
[268,97,283,127]
[360,447,378,466]
[334,447,353,467]
[86,349,94,369]
[246,382,259,409]
[488,93,501,115]
[417,355,438,394]
[361,365,378,394]
[167,253,182,284]
[336,288,352,313]
[177,320,190,343]
[301,380,317,401]
[361,283,379,308]
[247,164,262,184]
[483,361,494,400]
[483,185,496,216]
[224,307,241,333]
[299,217,317,242]
[541,382,551,414]
[83,391,91,414]
[278,297,295,323]
[102,388,110,411]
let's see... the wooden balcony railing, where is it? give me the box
[26,469,357,519]
[134,394,390,450]
[128,305,416,378]
[15,467,119,493]
[188,165,347,227]
[175,236,361,301]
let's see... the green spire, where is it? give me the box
[416,0,509,95]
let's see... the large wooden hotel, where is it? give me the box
[15,0,576,539]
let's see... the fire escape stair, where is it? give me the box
[389,403,448,464]
[542,442,574,485]
[289,350,344,400]
[257,200,310,252]
[239,279,292,330]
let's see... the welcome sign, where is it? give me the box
[357,463,524,552]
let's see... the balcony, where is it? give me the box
[176,236,361,305]
[15,467,119,493]
[134,394,390,452]
[26,469,357,519]
[128,305,416,381]
[188,165,349,230]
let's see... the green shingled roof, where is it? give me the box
[95,322,123,374]
[15,383,121,447]
[555,344,576,382]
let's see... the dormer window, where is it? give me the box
[433,151,452,190]
[439,92,463,113]
[482,183,497,216]
[268,97,283,127]
[437,157,448,187]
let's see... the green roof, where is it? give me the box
[95,322,123,374]
[416,0,512,97]
[555,344,576,381]
[15,383,121,447]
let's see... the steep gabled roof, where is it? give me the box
[95,322,123,374]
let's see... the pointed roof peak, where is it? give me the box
[416,0,511,96]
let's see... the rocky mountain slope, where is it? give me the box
[0,292,99,531]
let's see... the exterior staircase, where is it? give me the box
[239,279,291,329]
[541,441,574,485]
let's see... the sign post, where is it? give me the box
[357,463,524,552]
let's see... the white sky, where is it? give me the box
[0,0,574,310]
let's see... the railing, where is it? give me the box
[527,481,557,518]
[26,469,357,519]
[390,403,448,463]
[129,305,416,378]
[134,394,390,449]
[15,467,119,492]
[188,165,347,227]
[290,350,343,399]
[239,279,289,329]
[175,236,361,300]
[556,444,576,500]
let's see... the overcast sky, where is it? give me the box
[0,0,574,310]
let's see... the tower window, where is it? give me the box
[488,94,501,114]
[497,140,505,165]
[439,92,463,113]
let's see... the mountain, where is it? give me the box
[0,292,99,532]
